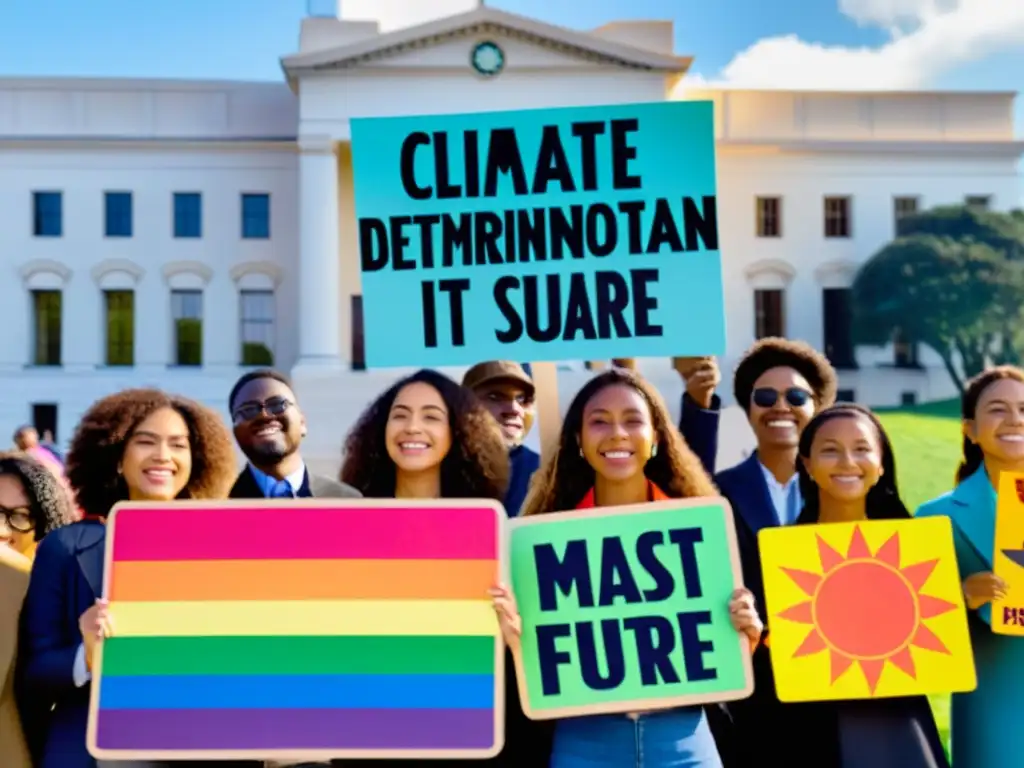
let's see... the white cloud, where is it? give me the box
[338,0,480,32]
[678,0,1024,91]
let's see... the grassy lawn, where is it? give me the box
[875,398,962,755]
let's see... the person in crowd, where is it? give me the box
[0,453,76,764]
[228,369,361,500]
[17,389,247,768]
[341,368,508,500]
[756,403,948,767]
[1,544,32,768]
[341,369,549,768]
[494,367,762,768]
[462,361,539,515]
[673,340,836,765]
[14,426,64,470]
[0,453,76,559]
[916,365,1024,767]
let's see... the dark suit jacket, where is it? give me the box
[229,466,362,500]
[17,521,103,768]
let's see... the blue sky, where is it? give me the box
[0,0,1020,129]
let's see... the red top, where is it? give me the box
[575,481,670,509]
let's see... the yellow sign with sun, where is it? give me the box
[759,518,976,702]
[992,471,1024,635]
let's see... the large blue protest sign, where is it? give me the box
[350,101,725,368]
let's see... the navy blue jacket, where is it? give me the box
[504,444,540,517]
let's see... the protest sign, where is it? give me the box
[87,499,505,762]
[992,471,1024,634]
[350,101,725,367]
[760,518,976,702]
[507,498,752,719]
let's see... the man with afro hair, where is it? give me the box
[679,337,837,767]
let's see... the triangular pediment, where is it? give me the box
[281,7,690,78]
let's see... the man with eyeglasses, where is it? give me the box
[227,369,360,501]
[462,361,540,516]
[678,337,837,767]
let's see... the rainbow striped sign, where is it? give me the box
[86,499,506,762]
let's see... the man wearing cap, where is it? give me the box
[463,361,540,516]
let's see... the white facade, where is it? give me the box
[0,5,1021,473]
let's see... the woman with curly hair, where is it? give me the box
[17,389,243,768]
[0,453,75,768]
[341,368,508,500]
[340,370,554,768]
[495,368,762,768]
[0,452,75,560]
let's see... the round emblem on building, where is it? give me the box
[471,41,505,77]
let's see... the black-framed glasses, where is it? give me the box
[0,507,34,533]
[233,397,293,424]
[752,387,812,409]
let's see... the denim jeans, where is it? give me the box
[551,708,722,768]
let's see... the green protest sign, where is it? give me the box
[508,498,753,719]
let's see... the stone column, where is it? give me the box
[294,135,344,371]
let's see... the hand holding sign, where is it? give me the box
[674,357,720,409]
[490,583,522,651]
[728,588,762,649]
[964,571,1007,610]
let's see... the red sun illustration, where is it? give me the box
[776,525,957,693]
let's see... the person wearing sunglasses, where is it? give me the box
[228,369,361,501]
[680,338,837,766]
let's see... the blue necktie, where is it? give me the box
[270,479,293,498]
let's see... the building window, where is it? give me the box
[173,192,202,238]
[965,195,991,210]
[822,288,857,369]
[755,197,782,238]
[105,191,133,237]
[837,388,856,402]
[171,290,203,366]
[104,290,135,366]
[754,289,785,339]
[241,193,271,239]
[901,391,917,407]
[240,290,275,365]
[893,328,918,368]
[824,196,851,238]
[31,290,62,366]
[32,191,62,237]
[32,403,58,444]
[893,196,919,234]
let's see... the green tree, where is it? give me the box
[851,235,1024,392]
[897,204,1024,258]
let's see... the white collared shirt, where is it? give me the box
[759,462,801,525]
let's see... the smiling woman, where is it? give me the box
[522,367,716,516]
[17,388,241,768]
[340,368,508,500]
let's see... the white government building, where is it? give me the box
[1,1,1021,471]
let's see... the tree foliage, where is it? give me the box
[852,205,1024,392]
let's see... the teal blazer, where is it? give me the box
[917,467,1024,767]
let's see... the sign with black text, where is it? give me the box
[350,101,725,367]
